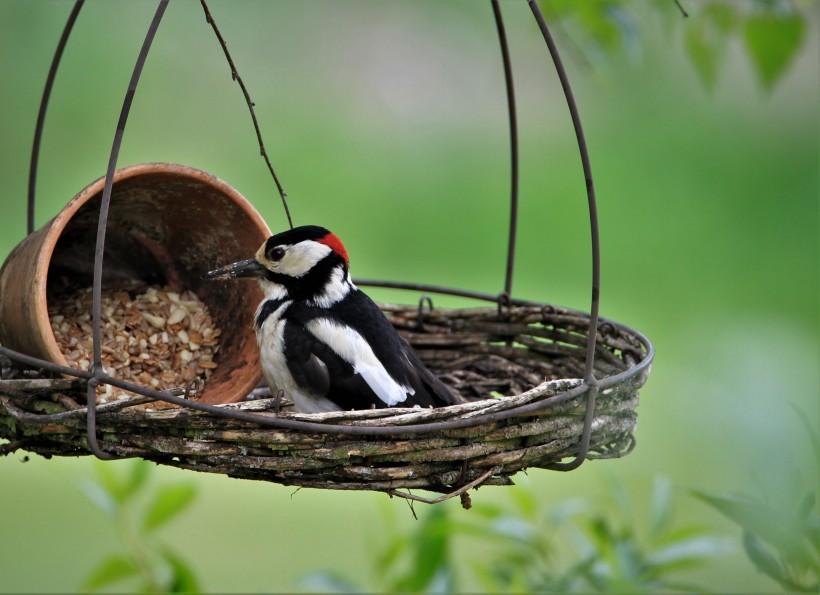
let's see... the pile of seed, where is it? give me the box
[49,284,221,403]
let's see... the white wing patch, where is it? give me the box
[306,318,414,406]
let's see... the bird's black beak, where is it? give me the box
[202,258,267,280]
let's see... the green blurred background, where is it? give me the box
[0,1,817,592]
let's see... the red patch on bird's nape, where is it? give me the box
[318,232,349,265]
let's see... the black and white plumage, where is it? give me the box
[204,225,463,413]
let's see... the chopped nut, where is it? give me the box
[142,313,166,329]
[49,283,221,405]
[167,306,187,326]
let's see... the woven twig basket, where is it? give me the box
[0,304,651,496]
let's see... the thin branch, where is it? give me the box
[387,466,502,507]
[0,394,157,424]
[0,439,26,457]
[199,0,293,229]
[673,0,689,18]
[0,378,83,392]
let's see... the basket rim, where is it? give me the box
[1,300,654,436]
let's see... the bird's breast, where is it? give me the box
[254,298,293,392]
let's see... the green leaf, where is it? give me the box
[77,478,118,517]
[683,3,737,90]
[741,529,798,591]
[393,506,451,592]
[648,535,734,571]
[603,473,634,527]
[549,497,588,525]
[374,532,407,582]
[92,459,150,505]
[509,483,538,519]
[93,461,130,504]
[798,492,816,520]
[125,459,152,497]
[81,554,139,592]
[301,573,361,593]
[692,490,814,568]
[141,482,197,533]
[160,546,201,593]
[649,475,673,540]
[655,523,715,547]
[791,404,820,467]
[744,11,806,90]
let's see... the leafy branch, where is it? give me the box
[78,459,200,593]
[304,475,731,592]
[540,0,810,91]
[693,414,820,592]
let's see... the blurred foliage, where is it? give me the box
[78,460,200,593]
[541,0,810,90]
[304,475,732,593]
[693,415,820,592]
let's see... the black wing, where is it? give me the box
[282,316,393,410]
[285,289,461,409]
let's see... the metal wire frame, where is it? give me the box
[6,1,625,468]
[27,0,84,235]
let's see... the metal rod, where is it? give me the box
[491,0,520,299]
[0,346,93,379]
[89,0,169,459]
[528,1,601,470]
[528,1,600,384]
[354,278,537,306]
[86,379,118,460]
[27,0,85,235]
[546,381,598,471]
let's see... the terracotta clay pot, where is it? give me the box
[0,162,270,404]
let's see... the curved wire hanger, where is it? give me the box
[14,1,604,469]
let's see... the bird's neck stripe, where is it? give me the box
[255,297,290,330]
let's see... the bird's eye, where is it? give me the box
[269,247,286,261]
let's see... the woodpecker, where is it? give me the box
[204,225,464,413]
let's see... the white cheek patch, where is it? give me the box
[306,318,414,406]
[278,241,332,277]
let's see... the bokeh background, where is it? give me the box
[0,1,817,592]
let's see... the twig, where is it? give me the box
[199,0,293,229]
[0,394,157,424]
[0,439,26,457]
[673,0,689,18]
[0,378,83,392]
[387,465,502,507]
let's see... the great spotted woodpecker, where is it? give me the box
[204,225,465,413]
